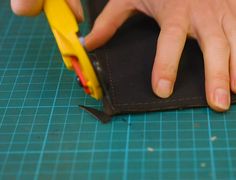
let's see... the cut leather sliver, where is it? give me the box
[80,0,236,123]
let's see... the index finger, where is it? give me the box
[85,0,136,51]
[11,0,84,22]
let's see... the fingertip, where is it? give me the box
[206,88,231,112]
[11,0,43,16]
[152,78,174,98]
[84,23,114,51]
[84,33,97,52]
[66,0,84,22]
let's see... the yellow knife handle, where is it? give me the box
[43,0,102,100]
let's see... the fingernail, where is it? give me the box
[214,88,230,110]
[155,79,173,98]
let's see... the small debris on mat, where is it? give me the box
[200,162,206,168]
[121,118,127,122]
[121,118,132,126]
[210,136,217,142]
[194,123,200,128]
[147,147,155,152]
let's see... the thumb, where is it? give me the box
[11,0,44,16]
[85,1,136,51]
[11,0,84,22]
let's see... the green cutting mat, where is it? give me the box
[0,1,236,180]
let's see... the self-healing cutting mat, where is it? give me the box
[0,1,236,180]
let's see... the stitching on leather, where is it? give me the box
[116,104,204,110]
[104,50,118,104]
[103,50,205,108]
[115,96,204,106]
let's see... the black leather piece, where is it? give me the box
[79,105,112,123]
[82,0,236,121]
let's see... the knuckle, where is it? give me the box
[207,36,230,52]
[94,18,118,34]
[222,14,236,40]
[94,18,104,29]
[227,29,236,41]
[215,39,230,52]
[94,18,114,33]
[162,21,187,36]
[208,73,230,84]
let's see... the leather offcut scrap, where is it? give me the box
[81,0,236,123]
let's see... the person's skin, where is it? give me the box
[11,0,236,112]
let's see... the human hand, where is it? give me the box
[11,0,84,21]
[12,0,236,112]
[85,0,236,112]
